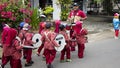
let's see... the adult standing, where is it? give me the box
[67,2,87,23]
[67,3,87,51]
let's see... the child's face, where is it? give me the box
[114,16,119,19]
[63,28,66,31]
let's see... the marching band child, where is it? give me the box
[41,23,59,68]
[1,24,18,68]
[70,24,77,51]
[22,23,36,67]
[59,24,71,63]
[11,30,23,68]
[113,13,120,39]
[73,21,88,58]
[37,15,46,56]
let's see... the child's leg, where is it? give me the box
[37,44,44,55]
[78,44,85,58]
[60,48,65,61]
[71,46,76,51]
[48,50,56,64]
[12,59,22,68]
[66,47,71,60]
[1,54,11,68]
[26,49,32,63]
[45,49,50,64]
[115,29,119,37]
[23,49,27,59]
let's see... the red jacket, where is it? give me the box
[41,30,59,50]
[12,39,23,59]
[68,9,86,19]
[68,9,86,23]
[24,32,34,46]
[39,22,46,34]
[73,28,88,44]
[2,28,17,56]
[59,31,70,48]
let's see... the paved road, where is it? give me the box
[2,38,120,68]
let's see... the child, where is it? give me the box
[73,21,88,58]
[37,15,46,59]
[70,24,77,51]
[59,24,71,63]
[37,22,46,57]
[11,30,23,68]
[1,25,18,68]
[41,23,59,68]
[22,23,36,67]
[113,13,120,39]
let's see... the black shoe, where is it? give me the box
[50,64,54,68]
[47,64,53,68]
[25,63,32,67]
[23,56,26,59]
[29,61,34,64]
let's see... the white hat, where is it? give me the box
[22,23,29,30]
[40,15,46,18]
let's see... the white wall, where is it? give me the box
[31,0,39,8]
[52,0,61,20]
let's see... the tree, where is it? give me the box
[103,0,113,15]
[58,0,72,21]
[114,0,120,10]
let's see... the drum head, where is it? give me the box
[32,33,42,48]
[54,34,66,51]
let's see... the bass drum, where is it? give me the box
[32,33,42,48]
[54,34,66,51]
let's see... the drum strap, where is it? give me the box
[16,36,22,45]
[44,32,51,42]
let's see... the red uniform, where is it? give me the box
[39,22,46,34]
[70,25,77,51]
[54,20,61,33]
[68,9,86,23]
[37,29,46,56]
[59,31,71,61]
[11,37,23,68]
[23,32,34,63]
[1,27,17,68]
[37,22,46,56]
[73,21,88,58]
[18,29,27,59]
[41,30,59,65]
[68,9,86,51]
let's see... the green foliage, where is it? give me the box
[0,0,32,29]
[30,8,40,30]
[103,0,113,15]
[61,9,69,21]
[43,6,54,15]
[58,0,72,21]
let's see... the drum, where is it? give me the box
[32,33,42,48]
[16,36,35,49]
[54,34,66,51]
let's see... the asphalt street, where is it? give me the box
[2,38,120,68]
